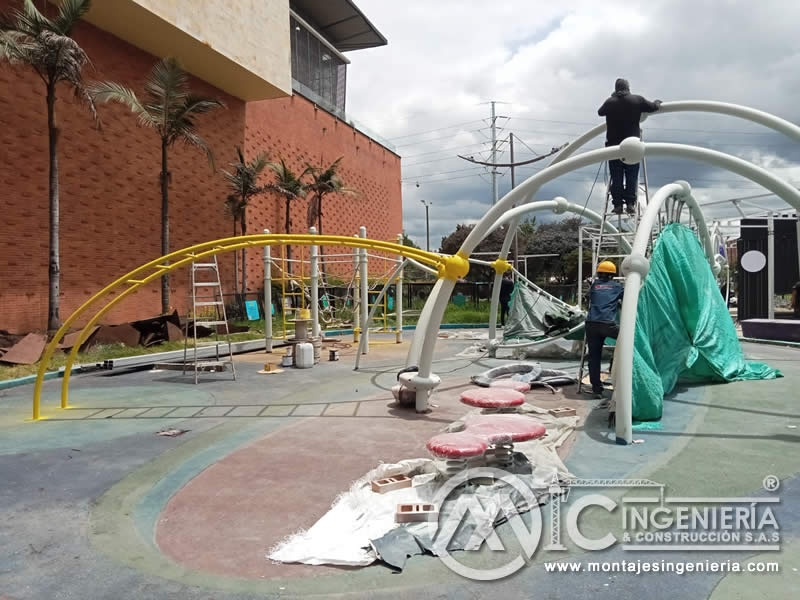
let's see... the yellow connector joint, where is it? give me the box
[490,258,512,275]
[438,251,470,281]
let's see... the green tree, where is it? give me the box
[523,216,591,282]
[1,0,99,332]
[90,57,225,313]
[401,233,431,281]
[223,146,268,298]
[439,223,537,282]
[305,157,358,234]
[265,158,309,272]
[305,156,357,277]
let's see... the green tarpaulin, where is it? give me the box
[503,281,584,342]
[632,224,781,420]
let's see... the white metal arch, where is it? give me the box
[550,100,800,166]
[483,101,800,338]
[483,198,632,346]
[405,137,800,437]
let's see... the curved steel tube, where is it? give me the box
[33,234,445,419]
[550,100,800,166]
[485,199,632,341]
[411,139,800,444]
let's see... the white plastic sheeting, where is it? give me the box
[267,407,576,567]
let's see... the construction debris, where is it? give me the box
[156,428,190,437]
[549,407,577,418]
[395,503,438,523]
[371,475,413,494]
[0,332,46,365]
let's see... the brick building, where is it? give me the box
[0,0,401,332]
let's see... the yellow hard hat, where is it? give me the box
[597,261,617,274]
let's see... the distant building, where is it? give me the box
[0,0,401,331]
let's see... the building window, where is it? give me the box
[291,16,347,114]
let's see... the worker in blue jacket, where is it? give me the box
[585,261,624,398]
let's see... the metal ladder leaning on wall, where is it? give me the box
[182,256,237,384]
[576,155,651,395]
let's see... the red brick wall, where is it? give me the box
[243,95,403,290]
[0,0,402,333]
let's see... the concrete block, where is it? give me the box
[548,406,577,418]
[371,475,412,494]
[395,503,438,523]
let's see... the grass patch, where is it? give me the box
[1,301,493,383]
[0,330,264,382]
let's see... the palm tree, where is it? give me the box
[265,158,309,272]
[223,146,268,299]
[305,157,358,278]
[90,57,224,314]
[305,157,358,236]
[1,0,99,332]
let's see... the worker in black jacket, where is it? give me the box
[499,271,514,327]
[598,78,662,216]
[585,261,624,398]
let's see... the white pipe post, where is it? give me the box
[409,136,800,427]
[577,226,584,310]
[396,232,404,343]
[352,235,360,343]
[263,229,273,352]
[409,278,454,412]
[359,226,369,353]
[355,259,407,369]
[768,213,775,320]
[488,217,522,344]
[615,182,686,445]
[310,227,320,338]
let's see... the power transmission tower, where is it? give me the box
[458,137,568,269]
[490,101,498,204]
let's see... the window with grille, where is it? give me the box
[290,16,347,114]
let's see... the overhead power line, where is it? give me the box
[401,166,484,181]
[388,119,485,141]
[401,140,495,159]
[394,127,488,148]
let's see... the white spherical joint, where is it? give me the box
[622,252,650,279]
[552,196,569,215]
[674,180,692,198]
[712,255,724,276]
[619,137,645,165]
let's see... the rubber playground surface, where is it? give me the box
[0,332,798,599]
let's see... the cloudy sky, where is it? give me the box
[345,0,800,250]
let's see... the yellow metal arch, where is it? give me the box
[32,234,448,420]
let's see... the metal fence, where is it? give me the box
[223,279,581,323]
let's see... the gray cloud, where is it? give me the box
[346,0,800,247]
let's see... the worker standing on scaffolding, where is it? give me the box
[598,78,662,215]
[585,261,623,399]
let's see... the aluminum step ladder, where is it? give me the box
[182,256,237,384]
[576,156,650,396]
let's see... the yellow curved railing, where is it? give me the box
[32,234,450,420]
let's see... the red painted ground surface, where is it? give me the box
[156,383,584,580]
[156,387,468,579]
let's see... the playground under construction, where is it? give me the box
[2,100,800,600]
